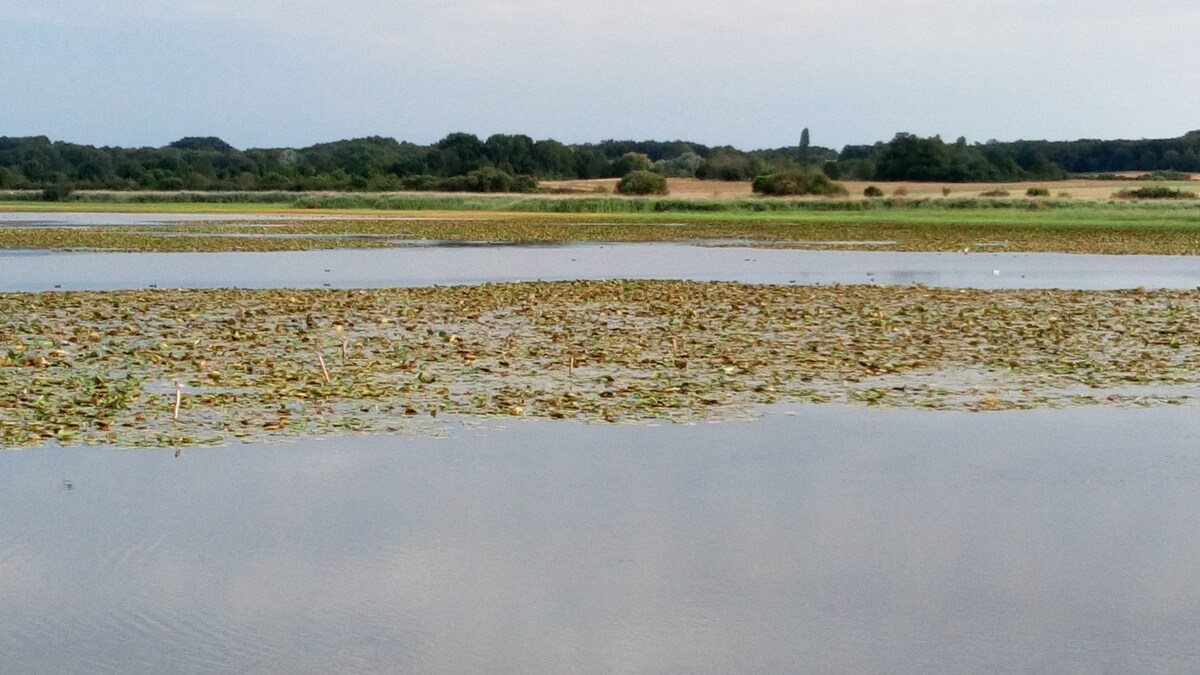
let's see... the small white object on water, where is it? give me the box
[993,270,1000,276]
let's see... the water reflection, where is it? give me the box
[2,405,1199,673]
[6,244,1200,291]
[0,211,450,228]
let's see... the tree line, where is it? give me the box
[1,129,1197,193]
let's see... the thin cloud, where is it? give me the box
[2,0,1198,148]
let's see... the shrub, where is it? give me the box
[401,174,441,191]
[0,167,20,189]
[892,187,908,197]
[941,186,951,196]
[864,185,884,198]
[1057,191,1072,198]
[752,170,848,197]
[1026,187,1050,197]
[1114,186,1198,200]
[616,170,668,196]
[980,189,1010,197]
[441,167,538,193]
[1137,170,1192,181]
[42,182,75,202]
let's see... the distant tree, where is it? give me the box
[572,148,610,179]
[168,136,235,152]
[5,128,1200,192]
[485,134,536,175]
[653,151,705,177]
[609,152,653,177]
[699,149,764,180]
[434,132,488,176]
[531,139,575,178]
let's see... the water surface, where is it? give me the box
[5,244,1200,291]
[2,405,1198,673]
[0,212,447,228]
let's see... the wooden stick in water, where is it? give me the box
[317,353,332,384]
[173,383,183,422]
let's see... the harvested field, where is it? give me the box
[541,177,1199,202]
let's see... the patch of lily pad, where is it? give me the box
[6,211,1200,254]
[4,280,1200,447]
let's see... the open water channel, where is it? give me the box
[5,211,1200,291]
[2,212,1199,673]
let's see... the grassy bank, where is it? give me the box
[7,185,1200,216]
[5,189,1200,254]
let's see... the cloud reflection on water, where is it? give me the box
[2,407,1200,673]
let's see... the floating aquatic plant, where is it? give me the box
[4,281,1200,447]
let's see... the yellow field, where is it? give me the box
[541,176,1200,201]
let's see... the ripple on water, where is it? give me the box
[2,407,1200,672]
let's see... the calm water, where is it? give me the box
[3,405,1199,674]
[5,211,1200,672]
[0,212,443,227]
[6,244,1200,291]
[5,209,1200,291]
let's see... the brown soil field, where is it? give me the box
[540,176,1199,202]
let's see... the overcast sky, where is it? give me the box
[2,0,1198,151]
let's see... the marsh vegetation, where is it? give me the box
[5,281,1200,447]
[7,202,1200,255]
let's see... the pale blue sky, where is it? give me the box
[3,0,1198,150]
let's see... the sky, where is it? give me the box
[2,0,1198,151]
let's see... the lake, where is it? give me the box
[6,243,1200,291]
[2,405,1198,673]
[3,210,1200,673]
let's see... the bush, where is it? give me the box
[891,187,908,197]
[864,185,884,198]
[751,170,848,197]
[1025,187,1050,197]
[401,174,441,191]
[42,182,75,202]
[1137,170,1192,181]
[941,187,952,196]
[980,189,1010,197]
[1114,186,1198,200]
[440,168,538,193]
[616,171,668,196]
